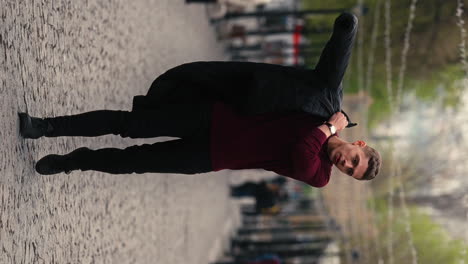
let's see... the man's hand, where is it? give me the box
[318,112,348,137]
[328,112,348,132]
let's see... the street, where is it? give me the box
[0,1,249,263]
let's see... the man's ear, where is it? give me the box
[353,140,367,147]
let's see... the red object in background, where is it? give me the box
[293,24,303,66]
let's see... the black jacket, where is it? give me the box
[132,13,358,126]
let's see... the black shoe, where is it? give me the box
[35,154,72,175]
[19,113,53,139]
[35,147,89,175]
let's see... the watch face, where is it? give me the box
[330,126,337,134]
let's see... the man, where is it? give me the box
[18,12,381,187]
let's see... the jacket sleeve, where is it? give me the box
[292,127,330,188]
[145,61,292,114]
[314,12,358,92]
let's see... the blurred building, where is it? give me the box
[214,0,310,66]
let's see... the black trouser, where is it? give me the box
[45,104,212,175]
[230,182,259,198]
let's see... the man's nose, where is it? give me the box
[344,160,352,169]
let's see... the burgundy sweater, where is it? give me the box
[210,103,333,188]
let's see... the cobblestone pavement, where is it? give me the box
[0,1,261,263]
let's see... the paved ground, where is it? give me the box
[0,1,270,263]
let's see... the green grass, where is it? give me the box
[300,0,468,128]
[370,197,468,264]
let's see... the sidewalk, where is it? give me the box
[0,1,264,263]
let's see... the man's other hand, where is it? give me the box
[328,112,348,132]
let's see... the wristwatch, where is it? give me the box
[325,122,337,135]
